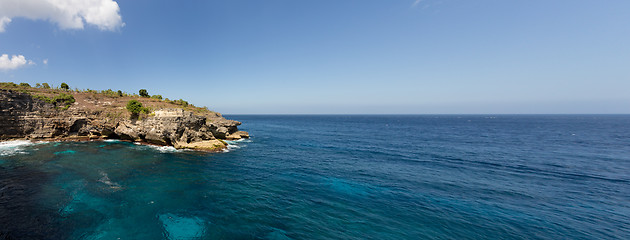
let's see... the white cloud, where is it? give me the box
[43,59,48,65]
[412,0,423,7]
[0,54,35,70]
[0,17,11,32]
[0,0,124,33]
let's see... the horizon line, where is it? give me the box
[222,113,630,115]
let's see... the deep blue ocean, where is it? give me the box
[1,115,629,239]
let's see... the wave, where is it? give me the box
[224,138,252,144]
[0,140,36,156]
[222,144,241,153]
[131,143,185,153]
[222,138,251,152]
[148,145,183,153]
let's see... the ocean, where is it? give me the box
[0,115,629,239]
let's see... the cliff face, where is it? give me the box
[0,89,248,151]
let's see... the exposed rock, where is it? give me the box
[175,139,226,151]
[0,89,248,152]
[207,117,242,139]
[226,131,250,140]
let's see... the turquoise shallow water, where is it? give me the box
[1,115,629,239]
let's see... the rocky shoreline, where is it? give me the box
[0,88,249,152]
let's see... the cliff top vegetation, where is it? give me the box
[0,82,221,121]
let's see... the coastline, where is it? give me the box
[1,85,248,152]
[0,137,230,153]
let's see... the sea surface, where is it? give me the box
[1,115,629,239]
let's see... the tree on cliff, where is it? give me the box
[41,83,51,89]
[126,100,144,118]
[60,83,69,90]
[126,100,150,118]
[139,89,150,97]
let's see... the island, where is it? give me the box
[0,82,249,152]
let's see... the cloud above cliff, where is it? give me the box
[0,54,35,70]
[0,0,124,33]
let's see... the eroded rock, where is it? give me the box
[0,90,248,152]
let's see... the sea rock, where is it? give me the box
[226,131,250,140]
[175,139,226,151]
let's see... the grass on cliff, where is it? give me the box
[32,93,76,110]
[0,82,221,119]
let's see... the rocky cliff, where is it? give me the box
[0,88,248,151]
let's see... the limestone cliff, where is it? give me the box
[0,88,248,151]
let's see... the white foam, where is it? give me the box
[222,138,251,152]
[224,138,252,144]
[0,140,34,156]
[128,143,187,153]
[103,139,120,142]
[222,144,241,153]
[148,145,181,153]
[134,144,182,153]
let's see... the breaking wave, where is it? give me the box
[147,145,182,153]
[222,138,251,152]
[131,143,185,153]
[0,140,36,156]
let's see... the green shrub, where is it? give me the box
[126,100,145,116]
[35,83,41,88]
[117,90,123,97]
[42,83,51,89]
[151,95,163,100]
[33,95,54,104]
[19,83,30,87]
[139,89,150,97]
[126,100,151,118]
[99,89,120,98]
[53,93,75,106]
[60,83,69,90]
[0,82,18,88]
[172,99,188,106]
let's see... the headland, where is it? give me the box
[0,82,249,152]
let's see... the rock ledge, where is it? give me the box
[0,89,248,152]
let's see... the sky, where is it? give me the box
[1,0,629,114]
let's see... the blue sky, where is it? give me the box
[1,0,629,114]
